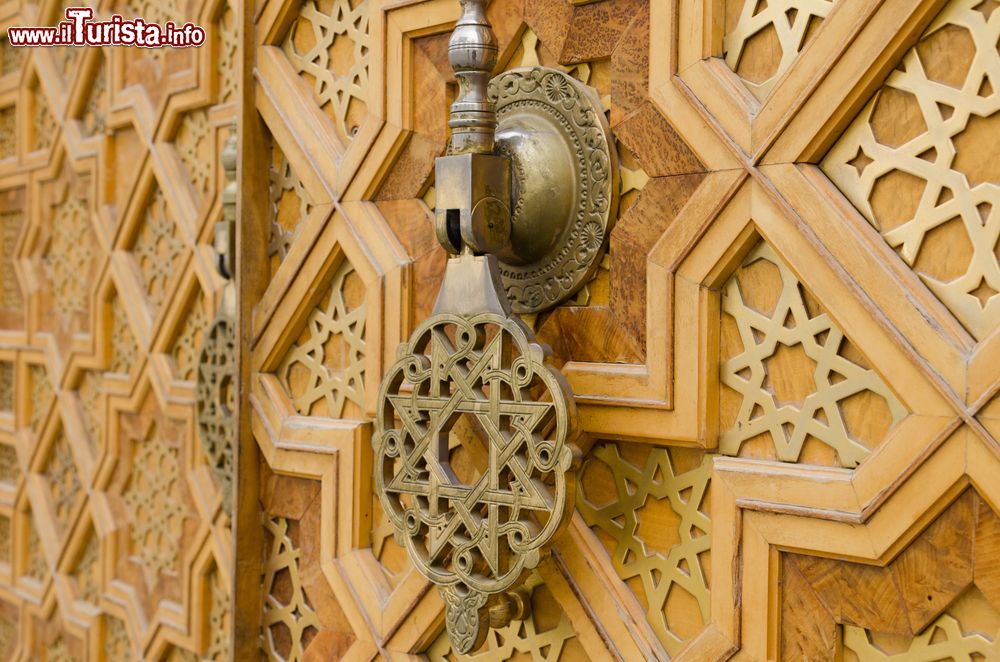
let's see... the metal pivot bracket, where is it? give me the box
[373,0,591,653]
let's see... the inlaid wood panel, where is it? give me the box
[0,0,237,659]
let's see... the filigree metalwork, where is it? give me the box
[374,301,577,653]
[122,423,187,580]
[277,259,366,418]
[720,242,906,467]
[822,0,1000,341]
[578,444,712,655]
[723,0,835,99]
[261,515,322,662]
[282,0,370,145]
[196,315,236,515]
[488,68,618,313]
[425,573,579,661]
[843,587,1000,659]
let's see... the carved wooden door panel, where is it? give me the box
[243,0,1000,659]
[0,0,237,659]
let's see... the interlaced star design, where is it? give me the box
[374,311,576,653]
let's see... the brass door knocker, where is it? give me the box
[373,0,617,652]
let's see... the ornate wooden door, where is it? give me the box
[0,0,237,659]
[244,0,1000,658]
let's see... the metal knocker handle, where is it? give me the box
[373,0,616,653]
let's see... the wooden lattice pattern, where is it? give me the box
[724,0,836,98]
[823,0,1000,341]
[172,298,208,382]
[0,361,12,412]
[0,108,14,160]
[80,57,106,137]
[77,370,103,448]
[176,110,213,196]
[131,188,185,310]
[0,211,21,310]
[43,195,96,329]
[261,515,322,662]
[283,0,371,145]
[27,520,47,580]
[122,423,187,580]
[268,145,312,271]
[0,514,9,563]
[217,3,238,104]
[109,301,138,375]
[205,569,231,661]
[30,364,51,432]
[720,242,907,467]
[0,40,24,76]
[425,575,581,661]
[103,616,132,660]
[74,531,101,604]
[33,89,55,153]
[44,432,81,532]
[578,443,712,654]
[276,259,366,418]
[0,444,16,484]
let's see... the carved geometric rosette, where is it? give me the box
[196,315,236,516]
[374,311,577,653]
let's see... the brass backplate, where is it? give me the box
[489,67,619,314]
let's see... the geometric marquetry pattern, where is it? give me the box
[30,364,51,432]
[122,423,186,580]
[0,211,21,310]
[276,260,365,418]
[0,361,11,412]
[0,0,234,657]
[282,0,370,145]
[0,107,14,159]
[261,515,322,662]
[0,444,16,483]
[822,0,1000,341]
[723,0,835,99]
[425,574,581,661]
[43,432,80,532]
[578,443,712,655]
[130,188,185,310]
[109,302,138,375]
[268,145,312,272]
[176,110,212,196]
[172,298,207,382]
[43,195,95,328]
[843,587,1000,659]
[720,242,907,467]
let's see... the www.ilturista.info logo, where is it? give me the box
[7,7,205,48]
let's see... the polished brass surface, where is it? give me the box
[196,131,238,517]
[434,153,511,255]
[490,67,619,313]
[447,0,498,155]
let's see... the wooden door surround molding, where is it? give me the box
[0,0,997,659]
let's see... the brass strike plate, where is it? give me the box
[490,67,619,314]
